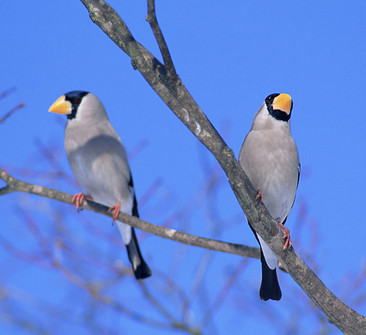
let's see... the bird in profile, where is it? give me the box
[49,91,151,280]
[239,93,300,300]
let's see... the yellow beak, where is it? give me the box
[49,95,72,115]
[273,93,292,115]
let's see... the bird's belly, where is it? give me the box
[241,134,298,223]
[67,150,131,209]
[260,179,294,222]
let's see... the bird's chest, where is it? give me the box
[65,132,129,201]
[67,145,107,193]
[240,131,298,221]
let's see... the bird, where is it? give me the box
[239,93,300,301]
[49,91,152,280]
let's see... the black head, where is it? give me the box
[64,91,89,120]
[265,93,293,122]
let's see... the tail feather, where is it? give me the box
[259,250,282,301]
[126,227,151,280]
[249,224,281,301]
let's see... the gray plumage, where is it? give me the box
[49,91,151,279]
[239,93,299,300]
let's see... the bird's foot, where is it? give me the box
[108,199,121,224]
[278,222,292,249]
[72,193,93,212]
[255,188,263,201]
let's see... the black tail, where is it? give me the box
[249,223,281,301]
[259,250,282,301]
[124,190,151,279]
[126,227,151,280]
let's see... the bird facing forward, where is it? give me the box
[239,93,300,300]
[49,91,151,280]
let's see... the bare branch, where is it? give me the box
[138,282,200,334]
[0,87,25,123]
[0,168,259,260]
[202,259,248,327]
[77,1,366,333]
[51,260,180,331]
[0,87,17,100]
[146,0,177,77]
[0,103,25,123]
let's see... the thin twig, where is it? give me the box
[138,281,177,323]
[138,281,200,334]
[51,261,178,330]
[0,87,16,100]
[20,207,53,257]
[146,0,177,77]
[0,103,25,123]
[0,234,52,267]
[202,259,248,327]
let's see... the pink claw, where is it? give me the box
[72,193,93,212]
[107,199,121,224]
[278,222,292,250]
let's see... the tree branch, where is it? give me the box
[0,87,25,123]
[146,0,177,78]
[77,1,366,333]
[0,168,259,260]
[0,87,16,100]
[0,103,25,123]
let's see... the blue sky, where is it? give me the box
[2,1,366,334]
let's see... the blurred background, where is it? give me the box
[1,1,366,334]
